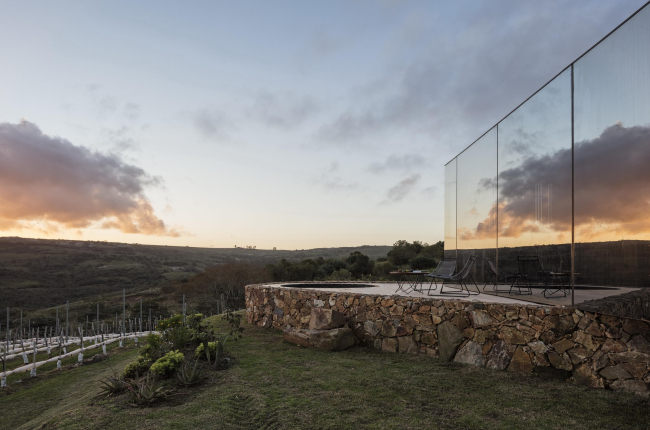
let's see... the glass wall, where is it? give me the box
[456,127,497,282]
[443,2,650,289]
[497,69,572,275]
[573,4,650,287]
[444,159,457,259]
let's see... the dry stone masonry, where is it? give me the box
[246,284,650,396]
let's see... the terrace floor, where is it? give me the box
[265,281,641,308]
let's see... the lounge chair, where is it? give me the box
[438,256,479,297]
[424,258,456,295]
[483,258,519,292]
[510,255,560,296]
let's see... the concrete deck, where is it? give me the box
[264,282,640,309]
[266,282,544,306]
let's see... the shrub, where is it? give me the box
[196,341,218,359]
[330,269,351,281]
[409,255,437,270]
[373,261,397,278]
[166,326,192,350]
[141,333,167,361]
[150,350,185,378]
[123,356,153,379]
[186,313,205,332]
[157,314,183,331]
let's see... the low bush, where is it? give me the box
[150,350,184,378]
[196,341,218,359]
[141,333,167,361]
[157,314,183,331]
[123,356,153,379]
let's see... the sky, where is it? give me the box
[0,0,647,250]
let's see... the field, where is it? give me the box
[1,317,649,430]
[0,236,391,311]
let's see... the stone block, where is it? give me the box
[283,327,355,351]
[363,320,379,337]
[398,337,418,354]
[382,338,398,353]
[486,340,512,371]
[627,335,650,354]
[437,321,464,362]
[469,310,496,328]
[309,308,347,330]
[600,365,632,380]
[454,340,485,367]
[573,363,604,388]
[501,326,530,345]
[601,338,626,353]
[552,338,574,354]
[508,346,533,373]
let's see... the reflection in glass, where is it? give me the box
[456,127,497,282]
[574,4,650,243]
[444,159,457,259]
[574,4,650,286]
[497,69,572,274]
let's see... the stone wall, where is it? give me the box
[580,288,650,320]
[246,284,650,396]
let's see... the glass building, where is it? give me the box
[445,2,650,288]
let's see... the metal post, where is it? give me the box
[149,308,151,332]
[140,299,143,334]
[4,307,8,373]
[570,64,575,308]
[20,310,23,341]
[97,303,100,335]
[56,306,59,336]
[66,301,69,343]
[122,289,125,340]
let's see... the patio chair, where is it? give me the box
[438,256,479,298]
[424,258,457,295]
[509,256,550,295]
[483,258,519,292]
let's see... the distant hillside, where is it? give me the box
[0,237,391,310]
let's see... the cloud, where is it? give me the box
[312,162,357,191]
[123,102,141,121]
[0,120,183,236]
[462,123,650,242]
[316,1,642,146]
[368,154,426,173]
[381,173,421,204]
[191,108,234,141]
[103,126,138,152]
[246,91,320,128]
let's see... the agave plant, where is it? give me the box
[176,360,203,386]
[125,374,171,406]
[99,376,127,396]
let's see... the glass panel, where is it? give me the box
[497,69,572,275]
[444,159,457,259]
[574,4,650,287]
[456,127,497,283]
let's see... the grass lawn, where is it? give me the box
[1,317,649,429]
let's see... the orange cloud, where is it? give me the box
[0,120,183,236]
[460,123,650,245]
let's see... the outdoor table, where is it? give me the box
[390,271,429,294]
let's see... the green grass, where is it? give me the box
[1,318,649,429]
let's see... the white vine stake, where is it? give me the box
[78,353,83,363]
[57,359,61,369]
[1,377,6,388]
